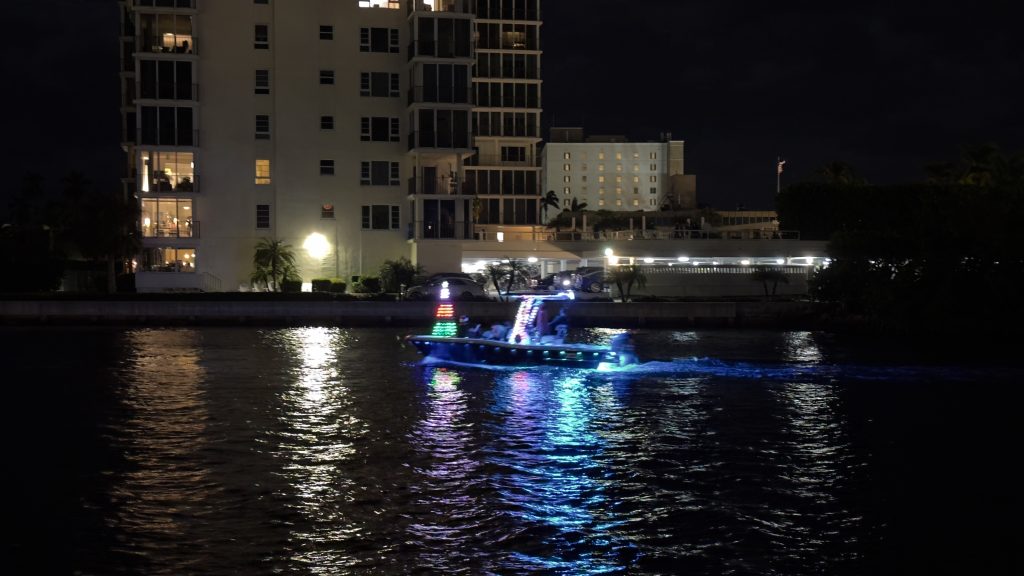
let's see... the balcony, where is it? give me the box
[408,177,470,196]
[407,131,471,151]
[142,173,198,194]
[407,85,471,105]
[134,0,195,8]
[406,40,471,60]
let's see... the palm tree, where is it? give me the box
[569,197,588,212]
[541,190,560,221]
[502,258,534,296]
[607,265,647,302]
[750,267,789,301]
[251,238,296,292]
[483,262,508,301]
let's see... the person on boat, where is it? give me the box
[533,305,548,337]
[483,322,509,340]
[547,306,569,334]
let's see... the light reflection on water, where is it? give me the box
[34,326,1020,575]
[269,327,366,573]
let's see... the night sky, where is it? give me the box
[3,0,1022,210]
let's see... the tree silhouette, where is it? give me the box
[541,190,560,221]
[607,265,647,302]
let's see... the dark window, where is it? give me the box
[254,0,269,4]
[255,115,270,139]
[319,25,333,40]
[255,25,269,49]
[321,204,335,219]
[360,72,399,97]
[320,70,334,85]
[361,205,399,230]
[320,160,334,176]
[320,115,334,130]
[361,117,398,142]
[256,204,270,229]
[360,27,399,53]
[255,69,269,94]
[360,161,400,186]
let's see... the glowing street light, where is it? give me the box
[303,232,330,259]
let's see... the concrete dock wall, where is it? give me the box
[0,299,818,328]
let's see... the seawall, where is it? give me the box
[0,299,819,328]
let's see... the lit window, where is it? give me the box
[563,187,570,195]
[599,187,605,195]
[633,164,640,172]
[633,176,640,183]
[563,175,570,183]
[615,152,622,160]
[255,159,271,184]
[633,152,639,159]
[616,199,622,206]
[650,163,657,171]
[650,152,657,159]
[598,152,605,160]
[563,152,571,160]
[616,175,622,184]
[615,187,622,195]
[598,175,605,183]
[633,199,639,206]
[598,165,604,172]
[598,199,605,206]
[563,163,570,171]
[616,164,622,172]
[650,175,657,182]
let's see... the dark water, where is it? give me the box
[4,327,1021,575]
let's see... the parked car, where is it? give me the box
[535,272,573,291]
[571,267,606,293]
[405,277,488,300]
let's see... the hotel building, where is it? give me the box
[542,128,697,221]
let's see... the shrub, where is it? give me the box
[281,279,302,293]
[328,280,347,293]
[353,276,381,294]
[311,278,332,292]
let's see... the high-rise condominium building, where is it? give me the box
[119,0,542,292]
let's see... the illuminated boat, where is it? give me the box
[406,283,637,369]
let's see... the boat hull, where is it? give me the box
[407,335,624,369]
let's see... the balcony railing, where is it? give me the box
[416,219,469,240]
[138,35,197,55]
[142,174,198,194]
[406,40,471,60]
[408,0,474,14]
[408,176,469,195]
[134,0,195,9]
[407,85,471,105]
[465,153,539,167]
[142,219,199,239]
[407,131,471,151]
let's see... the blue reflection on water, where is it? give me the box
[484,369,639,574]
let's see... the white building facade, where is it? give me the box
[542,131,696,222]
[119,0,542,291]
